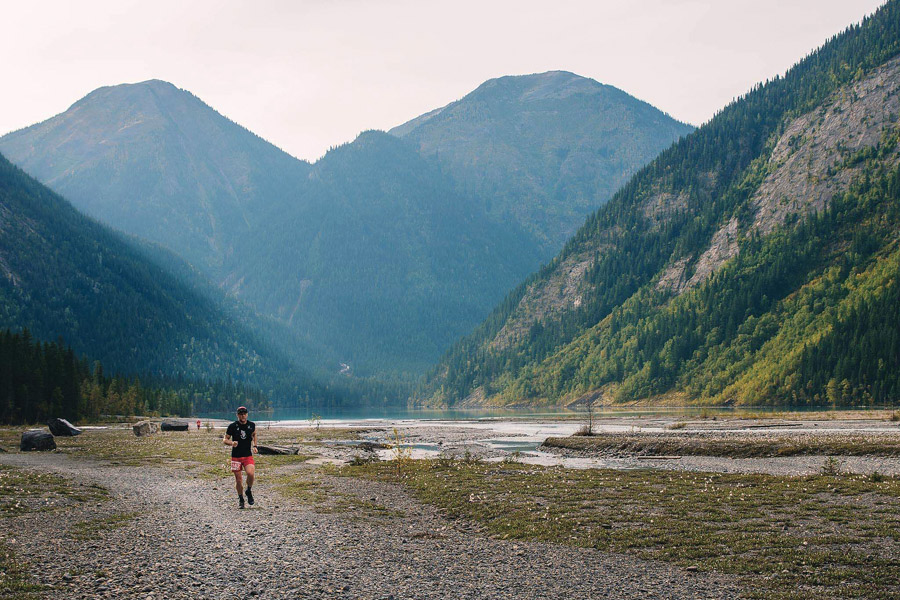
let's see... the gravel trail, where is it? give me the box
[0,452,742,599]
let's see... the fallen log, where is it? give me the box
[257,445,299,455]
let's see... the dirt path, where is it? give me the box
[0,452,742,600]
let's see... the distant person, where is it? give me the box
[223,406,257,508]
[196,418,202,431]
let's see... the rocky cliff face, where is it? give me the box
[657,56,900,297]
[751,56,900,235]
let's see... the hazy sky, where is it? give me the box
[1,0,887,161]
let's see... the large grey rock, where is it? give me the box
[257,445,299,456]
[20,430,56,451]
[160,420,189,432]
[47,418,82,437]
[357,441,387,452]
[132,421,159,437]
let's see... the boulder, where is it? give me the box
[358,441,387,452]
[257,445,299,455]
[160,420,189,432]
[132,421,159,437]
[20,430,57,451]
[47,418,82,437]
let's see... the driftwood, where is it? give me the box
[257,445,299,455]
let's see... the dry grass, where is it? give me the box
[544,432,900,458]
[347,459,900,599]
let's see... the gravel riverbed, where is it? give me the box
[0,451,742,600]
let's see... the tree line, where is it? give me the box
[0,328,270,425]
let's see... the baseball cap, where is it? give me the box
[236,406,248,414]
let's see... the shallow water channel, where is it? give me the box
[253,410,900,474]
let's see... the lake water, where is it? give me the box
[202,404,872,424]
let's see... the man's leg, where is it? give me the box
[245,463,255,490]
[244,463,255,505]
[233,469,244,496]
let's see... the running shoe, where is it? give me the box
[238,495,245,509]
[246,489,254,506]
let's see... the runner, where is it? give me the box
[223,406,258,508]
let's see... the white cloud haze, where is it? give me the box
[0,0,887,161]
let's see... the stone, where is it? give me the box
[160,420,189,432]
[47,418,82,437]
[20,430,57,451]
[132,421,159,437]
[357,441,387,452]
[257,445,299,455]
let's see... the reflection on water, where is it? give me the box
[481,439,542,453]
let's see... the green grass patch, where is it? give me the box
[0,542,42,600]
[70,512,140,541]
[273,468,404,519]
[346,460,900,599]
[544,432,900,457]
[4,427,327,475]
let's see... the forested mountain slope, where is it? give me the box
[391,71,694,255]
[0,153,308,391]
[229,131,541,375]
[424,0,900,408]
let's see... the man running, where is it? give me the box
[223,406,258,508]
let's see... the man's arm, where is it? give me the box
[223,433,237,447]
[252,430,258,454]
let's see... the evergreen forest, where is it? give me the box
[0,328,269,425]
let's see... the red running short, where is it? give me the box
[230,456,255,472]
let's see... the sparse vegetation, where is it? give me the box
[0,542,42,600]
[821,456,842,476]
[573,405,596,436]
[544,432,900,458]
[388,428,412,478]
[70,513,141,540]
[0,465,107,516]
[346,459,900,599]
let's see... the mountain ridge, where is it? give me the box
[1,70,695,379]
[423,0,900,408]
[391,70,695,254]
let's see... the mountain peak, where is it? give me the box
[0,79,310,277]
[390,71,694,251]
[72,78,187,109]
[466,70,610,103]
